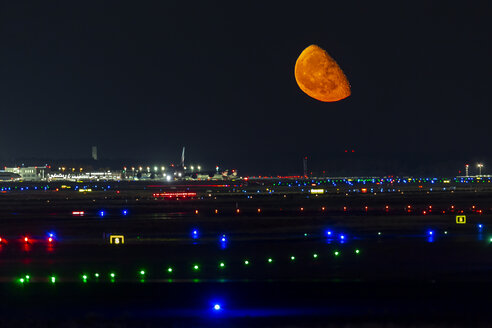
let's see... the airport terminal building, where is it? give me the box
[4,166,50,181]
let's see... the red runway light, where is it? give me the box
[24,237,29,243]
[48,237,53,243]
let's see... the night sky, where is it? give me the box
[0,1,490,175]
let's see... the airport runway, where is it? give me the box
[0,186,491,326]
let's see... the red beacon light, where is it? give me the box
[47,233,55,243]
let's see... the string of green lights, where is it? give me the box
[16,249,362,284]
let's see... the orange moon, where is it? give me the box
[294,44,351,102]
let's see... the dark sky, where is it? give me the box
[0,1,490,175]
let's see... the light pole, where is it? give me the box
[477,163,483,176]
[465,164,469,177]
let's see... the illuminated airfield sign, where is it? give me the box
[109,235,125,244]
[456,215,466,224]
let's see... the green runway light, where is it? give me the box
[378,232,382,236]
[304,233,308,237]
[290,256,296,261]
[313,253,318,258]
[334,251,340,256]
[110,273,116,278]
[244,260,249,265]
[140,270,146,275]
[25,275,30,281]
[355,249,360,254]
[444,231,448,234]
[50,276,56,283]
[268,258,273,263]
[167,267,173,273]
[82,275,88,280]
[490,237,492,243]
[19,278,25,283]
[193,265,200,271]
[94,273,100,278]
[219,262,225,268]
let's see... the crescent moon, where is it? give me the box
[294,44,351,102]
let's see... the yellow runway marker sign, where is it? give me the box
[456,215,466,224]
[109,235,125,244]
